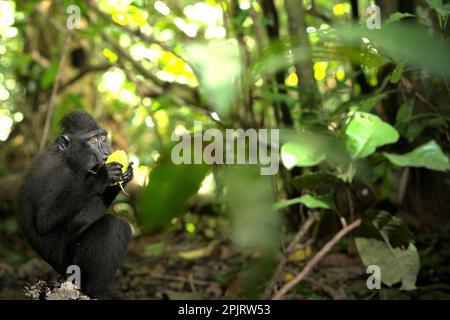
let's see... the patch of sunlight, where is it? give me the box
[186,223,196,234]
[112,9,128,25]
[205,26,226,39]
[174,17,198,38]
[134,165,150,186]
[130,44,146,60]
[333,3,350,16]
[13,112,23,122]
[145,116,154,128]
[314,61,328,81]
[0,1,15,31]
[119,88,139,105]
[102,48,118,63]
[198,173,216,195]
[285,73,298,87]
[157,71,176,82]
[131,11,147,26]
[0,85,10,101]
[239,0,251,10]
[336,68,346,81]
[154,110,169,128]
[183,3,222,26]
[154,1,170,16]
[0,114,13,141]
[174,124,188,135]
[98,68,125,94]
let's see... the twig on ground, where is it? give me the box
[271,218,362,300]
[261,211,319,299]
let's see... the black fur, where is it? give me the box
[19,111,133,299]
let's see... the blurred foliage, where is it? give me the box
[1,0,450,299]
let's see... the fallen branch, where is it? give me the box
[271,218,362,300]
[262,211,319,299]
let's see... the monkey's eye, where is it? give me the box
[100,135,106,141]
[90,137,98,144]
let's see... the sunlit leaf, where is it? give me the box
[385,12,415,26]
[281,141,326,169]
[384,140,450,172]
[345,111,399,159]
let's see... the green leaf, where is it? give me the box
[395,99,414,124]
[292,172,337,190]
[281,141,326,169]
[356,238,420,290]
[426,0,450,18]
[345,111,399,159]
[137,158,209,233]
[390,61,405,84]
[385,12,415,26]
[335,24,450,77]
[384,140,450,172]
[274,194,333,210]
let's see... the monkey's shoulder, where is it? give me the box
[22,150,73,192]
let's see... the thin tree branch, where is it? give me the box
[117,59,164,149]
[39,33,72,152]
[85,0,189,66]
[271,218,362,300]
[58,63,112,93]
[400,77,449,129]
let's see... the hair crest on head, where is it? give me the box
[59,110,100,134]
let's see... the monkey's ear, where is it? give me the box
[57,135,70,152]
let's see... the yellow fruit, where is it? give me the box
[106,150,128,173]
[106,150,129,195]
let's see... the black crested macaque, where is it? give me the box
[19,111,133,299]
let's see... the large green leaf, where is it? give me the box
[281,141,326,169]
[355,211,419,290]
[384,140,450,172]
[137,157,209,233]
[335,24,450,77]
[356,238,420,290]
[345,111,399,159]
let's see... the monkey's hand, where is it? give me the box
[105,162,123,184]
[121,162,134,185]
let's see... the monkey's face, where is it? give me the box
[58,128,113,171]
[84,129,113,169]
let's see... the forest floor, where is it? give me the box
[1,213,450,300]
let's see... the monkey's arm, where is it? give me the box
[101,163,133,207]
[34,165,116,234]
